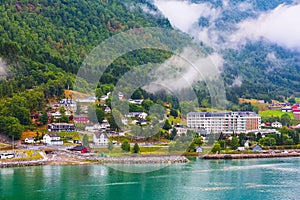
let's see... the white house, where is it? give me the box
[138,112,148,119]
[195,146,203,153]
[76,96,97,103]
[43,134,63,145]
[24,138,35,144]
[49,111,71,119]
[271,121,282,128]
[282,106,292,112]
[168,127,187,136]
[126,112,148,119]
[129,99,143,105]
[100,92,111,101]
[104,106,111,113]
[85,124,102,132]
[244,140,250,148]
[85,123,109,132]
[237,147,245,151]
[93,132,109,146]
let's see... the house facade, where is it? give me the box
[48,123,75,132]
[93,132,109,146]
[126,112,148,119]
[271,121,282,128]
[73,115,89,124]
[250,144,262,152]
[43,134,63,145]
[76,96,97,103]
[187,111,261,134]
[24,138,35,144]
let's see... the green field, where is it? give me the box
[259,110,294,119]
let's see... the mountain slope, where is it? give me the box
[153,0,300,102]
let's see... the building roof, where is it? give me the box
[70,145,87,151]
[49,123,75,126]
[272,121,282,125]
[47,134,59,138]
[187,111,259,117]
[250,144,262,149]
[94,131,108,139]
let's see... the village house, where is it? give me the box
[76,96,97,103]
[48,111,71,119]
[282,106,292,112]
[250,144,262,152]
[85,123,101,132]
[129,99,144,105]
[48,123,75,132]
[271,121,282,128]
[126,112,148,119]
[169,126,187,136]
[85,122,110,132]
[24,137,35,144]
[73,115,89,124]
[195,146,203,153]
[100,92,111,101]
[244,140,250,148]
[43,134,63,145]
[93,132,109,146]
[69,145,89,153]
[104,106,111,113]
[59,98,76,110]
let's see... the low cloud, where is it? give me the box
[154,1,300,52]
[139,4,161,17]
[231,4,300,51]
[143,47,224,92]
[153,0,220,33]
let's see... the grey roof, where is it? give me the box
[94,132,108,139]
[187,111,259,117]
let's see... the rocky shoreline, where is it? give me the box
[0,150,189,168]
[0,160,47,168]
[4,150,300,168]
[202,151,300,159]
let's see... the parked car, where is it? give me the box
[0,153,15,159]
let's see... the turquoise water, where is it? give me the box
[1,158,300,200]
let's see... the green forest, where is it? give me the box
[0,0,171,139]
[1,0,300,139]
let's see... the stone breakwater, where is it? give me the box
[53,150,189,164]
[0,160,47,168]
[202,152,300,159]
[0,150,189,168]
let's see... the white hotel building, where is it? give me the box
[187,111,261,134]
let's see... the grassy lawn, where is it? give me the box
[239,98,269,111]
[57,132,81,140]
[259,110,294,119]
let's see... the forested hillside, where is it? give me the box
[1,0,300,139]
[0,0,170,139]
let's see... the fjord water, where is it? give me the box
[1,158,300,200]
